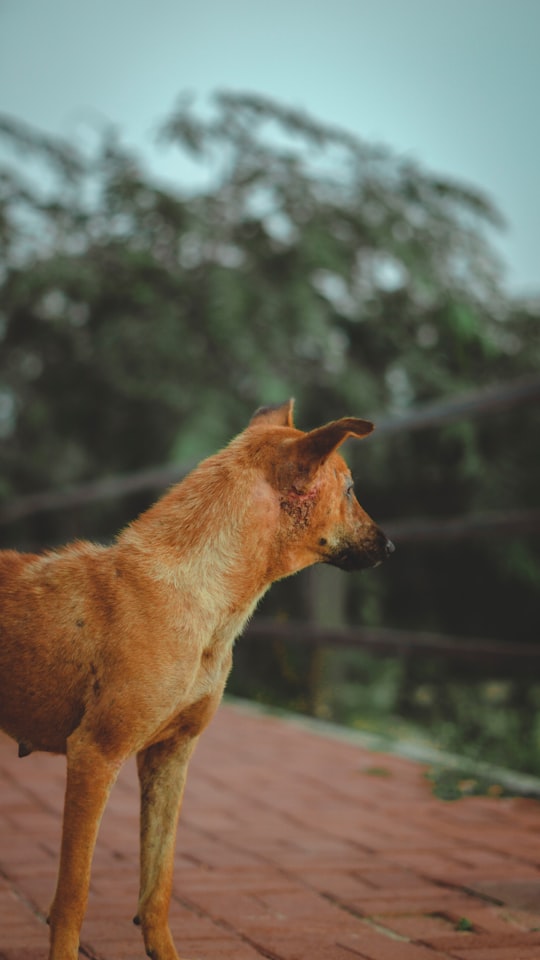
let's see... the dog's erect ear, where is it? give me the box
[293,417,374,476]
[249,399,295,428]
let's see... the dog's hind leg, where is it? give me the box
[47,737,121,960]
[135,736,197,960]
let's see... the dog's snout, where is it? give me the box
[323,525,395,572]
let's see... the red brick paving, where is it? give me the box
[1,701,540,959]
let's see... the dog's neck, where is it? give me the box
[116,454,279,622]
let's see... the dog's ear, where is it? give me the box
[292,417,374,481]
[249,399,295,428]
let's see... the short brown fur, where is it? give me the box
[0,400,393,960]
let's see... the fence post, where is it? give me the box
[303,566,348,717]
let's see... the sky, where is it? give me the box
[1,0,539,296]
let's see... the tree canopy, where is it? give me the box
[0,91,538,647]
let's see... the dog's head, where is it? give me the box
[242,399,394,578]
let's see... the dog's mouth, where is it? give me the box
[323,534,395,572]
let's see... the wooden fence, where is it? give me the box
[2,373,539,666]
[245,619,540,671]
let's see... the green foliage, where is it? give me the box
[428,770,510,802]
[229,639,540,777]
[0,92,538,693]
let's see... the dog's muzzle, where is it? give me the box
[324,529,395,571]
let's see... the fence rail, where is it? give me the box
[384,508,540,543]
[1,373,539,528]
[373,372,540,437]
[247,619,540,668]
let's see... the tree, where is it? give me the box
[0,91,538,647]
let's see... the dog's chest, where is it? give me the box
[141,591,266,748]
[147,629,236,746]
[197,627,234,691]
[172,605,259,732]
[193,599,257,687]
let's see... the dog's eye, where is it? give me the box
[345,482,354,499]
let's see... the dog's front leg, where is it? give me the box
[135,735,197,960]
[48,737,121,960]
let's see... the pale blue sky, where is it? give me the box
[1,0,539,295]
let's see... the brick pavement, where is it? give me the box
[1,700,540,960]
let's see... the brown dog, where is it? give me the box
[0,400,393,960]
